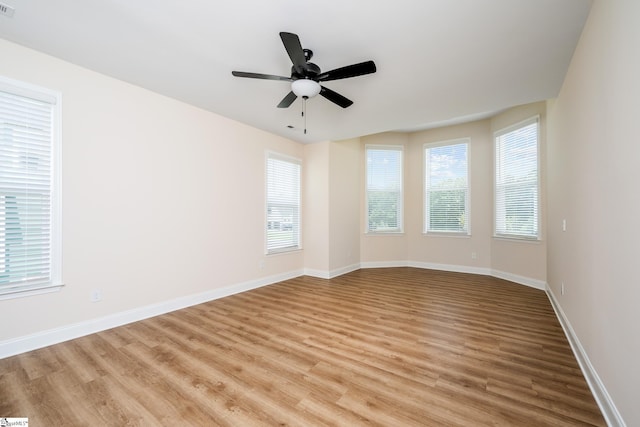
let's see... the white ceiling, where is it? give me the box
[0,0,592,143]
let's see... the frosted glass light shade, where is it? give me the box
[291,79,321,98]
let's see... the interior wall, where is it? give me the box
[490,102,547,283]
[546,0,640,424]
[328,138,361,273]
[407,120,492,270]
[359,132,410,264]
[360,113,546,284]
[0,39,304,342]
[303,141,330,273]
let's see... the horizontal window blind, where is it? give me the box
[425,140,469,233]
[366,146,403,232]
[0,84,58,296]
[266,153,301,253]
[495,117,539,238]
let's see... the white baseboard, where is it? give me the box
[546,286,626,427]
[491,268,547,290]
[0,269,303,359]
[4,264,623,426]
[305,263,361,280]
[0,263,554,360]
[357,261,545,291]
[360,260,409,269]
[408,260,492,276]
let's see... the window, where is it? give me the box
[0,77,61,298]
[366,146,403,233]
[425,139,469,234]
[266,152,301,253]
[494,117,539,239]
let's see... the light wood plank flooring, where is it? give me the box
[0,268,605,426]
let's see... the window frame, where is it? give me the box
[424,138,470,236]
[365,144,404,234]
[493,116,541,240]
[0,75,63,300]
[265,151,302,255]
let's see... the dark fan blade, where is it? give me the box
[317,60,377,82]
[320,86,353,108]
[232,71,292,81]
[280,32,307,75]
[277,91,298,108]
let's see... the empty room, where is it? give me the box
[0,0,637,425]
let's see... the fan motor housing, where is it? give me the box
[292,62,321,80]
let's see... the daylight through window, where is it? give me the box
[494,117,539,239]
[425,139,469,234]
[266,152,301,253]
[366,146,403,233]
[0,78,61,297]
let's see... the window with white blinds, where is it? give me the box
[0,77,61,298]
[366,146,403,233]
[494,117,539,239]
[266,152,301,254]
[425,139,469,234]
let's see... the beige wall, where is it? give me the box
[360,132,410,263]
[303,141,330,273]
[329,139,361,273]
[4,6,635,422]
[360,112,546,284]
[0,39,304,341]
[304,138,362,277]
[547,0,640,424]
[408,120,492,270]
[490,103,547,282]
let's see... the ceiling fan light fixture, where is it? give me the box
[291,78,321,98]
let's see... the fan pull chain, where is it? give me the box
[302,96,307,134]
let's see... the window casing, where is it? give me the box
[494,116,540,239]
[0,77,62,299]
[366,145,403,233]
[266,152,301,254]
[425,139,469,234]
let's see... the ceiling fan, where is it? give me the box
[232,32,376,109]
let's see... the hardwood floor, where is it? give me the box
[0,268,605,426]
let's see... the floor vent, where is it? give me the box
[0,3,15,18]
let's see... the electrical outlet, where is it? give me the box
[562,219,566,232]
[91,289,102,303]
[471,252,477,260]
[259,260,265,270]
[561,282,565,295]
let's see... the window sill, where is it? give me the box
[423,232,471,238]
[365,231,405,236]
[493,235,542,243]
[267,247,302,256]
[0,283,65,301]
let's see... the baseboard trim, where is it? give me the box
[0,269,303,359]
[408,260,491,276]
[491,269,547,290]
[546,286,626,427]
[305,263,361,280]
[360,260,409,269]
[0,263,554,360]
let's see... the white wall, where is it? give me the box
[547,0,640,424]
[0,39,304,344]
